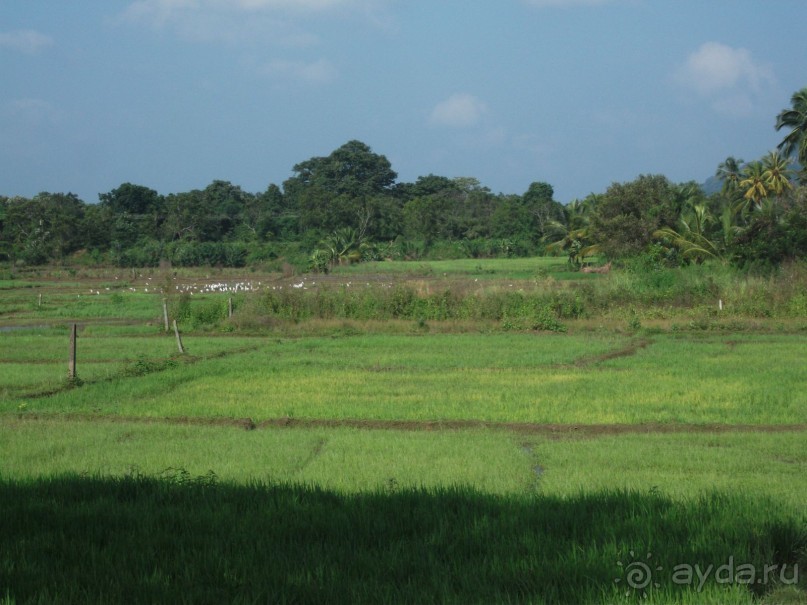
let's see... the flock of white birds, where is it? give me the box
[79,276,514,298]
[79,275,339,297]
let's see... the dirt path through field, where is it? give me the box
[7,413,807,438]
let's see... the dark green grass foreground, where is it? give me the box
[0,475,804,605]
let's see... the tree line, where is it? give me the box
[1,88,806,271]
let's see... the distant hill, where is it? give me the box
[701,174,722,196]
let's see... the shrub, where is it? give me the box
[531,305,567,333]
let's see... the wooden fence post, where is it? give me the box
[68,323,77,381]
[163,298,170,332]
[172,319,185,354]
[228,297,233,318]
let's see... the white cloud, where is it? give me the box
[119,0,384,69]
[675,42,773,95]
[261,58,337,84]
[120,0,358,89]
[123,0,379,24]
[122,0,197,26]
[673,42,775,117]
[229,0,357,10]
[430,93,487,128]
[710,94,755,119]
[3,98,61,124]
[522,0,617,7]
[0,30,54,54]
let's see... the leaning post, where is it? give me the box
[68,323,77,381]
[172,319,185,354]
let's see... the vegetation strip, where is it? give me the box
[8,413,807,437]
[565,336,655,367]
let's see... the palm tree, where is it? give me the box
[775,87,807,180]
[319,227,364,266]
[543,197,600,267]
[761,150,794,196]
[654,204,723,263]
[738,161,768,212]
[654,201,744,264]
[717,205,744,252]
[715,156,745,195]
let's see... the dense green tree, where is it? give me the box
[284,140,398,236]
[0,197,7,260]
[402,194,454,244]
[490,196,533,241]
[2,193,85,263]
[365,195,404,241]
[162,190,208,242]
[451,178,496,239]
[46,193,86,259]
[395,174,457,201]
[522,181,564,239]
[1,197,36,262]
[733,188,807,267]
[589,175,679,258]
[80,203,113,251]
[240,183,289,241]
[397,176,505,242]
[201,180,253,241]
[258,183,292,237]
[159,181,249,244]
[99,183,162,215]
[398,176,462,243]
[98,183,165,248]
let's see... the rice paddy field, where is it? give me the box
[1,259,805,604]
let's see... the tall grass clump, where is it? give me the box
[251,284,577,327]
[573,260,807,319]
[165,259,807,331]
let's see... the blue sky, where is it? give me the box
[1,1,805,204]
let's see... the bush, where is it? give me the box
[190,299,228,328]
[531,304,567,332]
[115,240,162,267]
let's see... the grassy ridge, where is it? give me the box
[0,475,803,604]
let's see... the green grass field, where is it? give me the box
[7,332,805,425]
[1,260,805,604]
